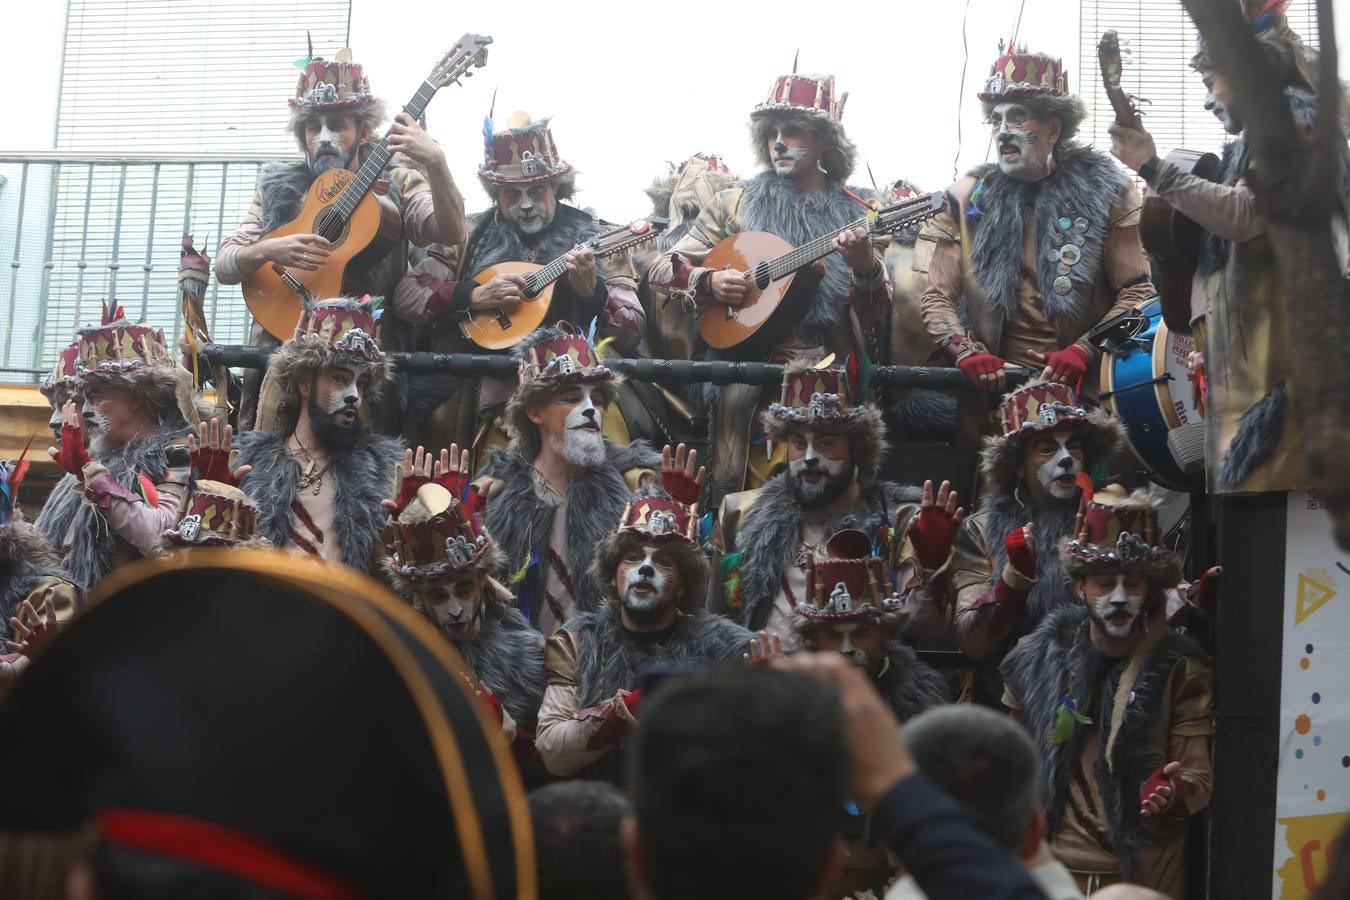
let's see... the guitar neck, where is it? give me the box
[764,215,870,281]
[520,237,642,298]
[332,80,439,220]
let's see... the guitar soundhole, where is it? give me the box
[314,208,349,245]
[753,262,772,290]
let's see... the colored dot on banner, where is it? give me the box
[1319,790,1327,801]
[1297,749,1305,759]
[1297,714,1313,734]
[1316,736,1323,746]
[1302,658,1311,670]
[1308,644,1316,654]
[1314,693,1322,704]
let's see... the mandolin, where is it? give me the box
[460,217,668,350]
[244,34,492,341]
[1098,29,1218,335]
[696,191,944,357]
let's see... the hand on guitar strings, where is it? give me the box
[386,113,448,171]
[832,226,875,276]
[471,274,527,311]
[710,269,751,308]
[260,233,332,272]
[563,246,598,297]
[1107,123,1158,174]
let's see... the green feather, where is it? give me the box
[509,551,532,586]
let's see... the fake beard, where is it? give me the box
[1035,443,1083,501]
[309,140,358,176]
[548,403,606,468]
[996,131,1051,180]
[771,144,809,177]
[417,592,482,642]
[620,564,673,626]
[307,392,363,452]
[787,455,853,508]
[1089,582,1145,640]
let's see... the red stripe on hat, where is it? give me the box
[99,808,361,900]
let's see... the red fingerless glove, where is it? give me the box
[957,353,1007,381]
[909,507,961,571]
[621,687,645,719]
[55,422,90,476]
[478,689,504,725]
[393,473,433,511]
[662,470,701,504]
[1044,345,1091,389]
[1140,765,1194,819]
[1004,527,1037,580]
[1195,568,1220,617]
[190,447,235,485]
[463,483,487,519]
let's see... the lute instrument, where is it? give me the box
[1097,29,1219,335]
[460,218,668,350]
[243,34,492,340]
[696,191,945,357]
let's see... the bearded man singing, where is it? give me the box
[233,299,402,573]
[483,324,660,637]
[712,357,924,642]
[535,495,752,779]
[1002,488,1212,897]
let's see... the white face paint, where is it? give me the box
[549,392,606,467]
[325,379,359,414]
[1036,434,1083,500]
[415,576,483,642]
[770,141,809,175]
[990,102,1055,181]
[787,434,852,507]
[621,547,673,612]
[833,623,870,668]
[1089,575,1146,640]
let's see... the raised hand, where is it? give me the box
[6,597,59,658]
[1004,523,1037,579]
[743,630,784,666]
[661,443,705,504]
[432,444,473,497]
[48,399,90,476]
[1108,123,1159,173]
[385,445,436,513]
[188,418,251,486]
[908,479,966,570]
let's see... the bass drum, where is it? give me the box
[1099,297,1204,491]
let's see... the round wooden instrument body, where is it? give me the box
[697,231,800,351]
[458,261,553,350]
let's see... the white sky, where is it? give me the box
[5,0,1350,221]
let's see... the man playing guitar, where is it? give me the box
[648,70,888,500]
[216,46,467,427]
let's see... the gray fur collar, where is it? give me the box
[33,424,191,590]
[458,603,547,733]
[876,641,952,722]
[0,557,74,642]
[733,476,917,632]
[738,172,872,345]
[1001,606,1208,879]
[485,440,660,628]
[567,601,751,708]
[462,204,606,278]
[233,429,403,574]
[966,147,1127,321]
[973,484,1080,630]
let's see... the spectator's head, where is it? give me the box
[905,705,1044,860]
[529,781,631,900]
[1089,886,1170,900]
[624,667,848,900]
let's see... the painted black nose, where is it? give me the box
[773,142,787,154]
[638,564,655,579]
[582,406,596,420]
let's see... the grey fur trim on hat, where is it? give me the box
[750,108,857,179]
[979,404,1125,492]
[980,93,1088,146]
[760,403,888,474]
[590,529,709,612]
[80,363,196,429]
[253,332,394,433]
[1058,490,1183,588]
[288,99,387,155]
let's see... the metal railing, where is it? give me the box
[0,151,291,384]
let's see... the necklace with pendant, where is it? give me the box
[290,438,332,495]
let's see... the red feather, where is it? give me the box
[10,433,36,501]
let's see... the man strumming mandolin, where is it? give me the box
[648,70,888,500]
[216,46,466,428]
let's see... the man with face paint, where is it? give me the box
[713,357,925,644]
[535,495,752,779]
[484,323,662,639]
[391,113,650,469]
[916,45,1153,425]
[216,47,466,428]
[381,447,545,755]
[649,72,890,498]
[232,298,403,574]
[1001,488,1212,896]
[1108,6,1348,494]
[897,381,1124,705]
[34,304,202,591]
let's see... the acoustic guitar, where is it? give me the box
[460,218,668,350]
[243,34,493,340]
[696,192,944,357]
[1097,30,1219,334]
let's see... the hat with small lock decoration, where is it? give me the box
[979,378,1125,492]
[1060,484,1182,587]
[591,493,709,610]
[163,480,267,548]
[978,42,1072,102]
[290,47,379,112]
[478,111,574,191]
[75,301,198,427]
[760,354,888,473]
[797,529,904,624]
[383,481,501,595]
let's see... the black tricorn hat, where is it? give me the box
[0,549,536,899]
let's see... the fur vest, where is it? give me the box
[965,147,1128,323]
[733,476,918,633]
[461,204,607,287]
[1001,606,1208,879]
[34,424,191,590]
[737,171,873,346]
[973,484,1081,627]
[0,527,75,643]
[460,603,547,733]
[876,641,953,722]
[567,601,752,708]
[486,441,660,628]
[233,430,403,575]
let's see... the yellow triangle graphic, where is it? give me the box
[1295,571,1337,625]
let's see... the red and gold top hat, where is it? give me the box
[478,112,573,187]
[616,496,699,547]
[753,73,847,122]
[163,481,264,547]
[995,380,1091,438]
[40,341,82,403]
[385,482,496,587]
[297,298,384,362]
[978,44,1072,102]
[517,321,613,390]
[980,379,1125,491]
[593,493,709,608]
[761,356,888,472]
[1061,486,1182,585]
[799,529,902,621]
[290,48,376,111]
[74,302,198,425]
